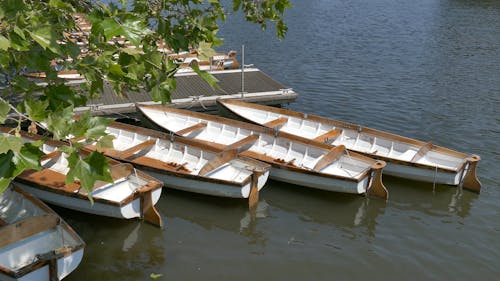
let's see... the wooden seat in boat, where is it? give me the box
[176,122,207,135]
[313,129,342,143]
[0,214,60,248]
[313,145,346,172]
[19,169,81,193]
[119,139,156,159]
[199,149,238,176]
[263,117,288,128]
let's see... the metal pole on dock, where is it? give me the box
[241,44,245,97]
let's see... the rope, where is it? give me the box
[458,162,469,189]
[432,165,438,193]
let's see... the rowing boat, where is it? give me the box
[75,122,271,208]
[0,184,85,281]
[216,99,481,192]
[136,104,389,199]
[0,128,164,227]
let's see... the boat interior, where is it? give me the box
[223,103,466,171]
[103,126,254,184]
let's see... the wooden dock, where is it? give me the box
[74,68,298,117]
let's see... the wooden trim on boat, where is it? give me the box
[139,182,163,228]
[462,155,481,193]
[40,150,63,161]
[248,170,261,211]
[263,117,288,128]
[176,122,207,135]
[313,129,342,143]
[0,214,60,248]
[313,145,346,172]
[367,161,388,200]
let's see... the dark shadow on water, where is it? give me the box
[261,180,387,238]
[51,206,165,281]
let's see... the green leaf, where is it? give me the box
[0,35,10,50]
[100,18,123,39]
[13,26,25,40]
[191,62,221,90]
[49,0,74,10]
[85,116,114,139]
[12,143,44,176]
[150,273,163,280]
[25,99,49,122]
[0,100,11,124]
[29,26,62,55]
[196,42,217,61]
[45,106,74,140]
[0,136,24,155]
[109,64,126,77]
[121,17,152,47]
[96,134,115,150]
[66,151,112,199]
[0,178,11,193]
[0,150,16,178]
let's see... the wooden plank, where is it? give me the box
[199,149,238,176]
[263,117,288,128]
[410,142,433,162]
[19,169,81,193]
[0,217,7,227]
[40,150,62,161]
[313,129,342,143]
[119,139,156,159]
[224,134,258,151]
[0,214,60,248]
[313,145,346,172]
[176,122,207,135]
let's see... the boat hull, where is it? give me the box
[2,249,84,281]
[144,169,269,199]
[268,167,368,194]
[383,162,461,186]
[14,182,162,220]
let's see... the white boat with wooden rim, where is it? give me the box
[136,104,389,199]
[216,99,482,193]
[75,122,271,208]
[0,128,164,227]
[0,184,85,281]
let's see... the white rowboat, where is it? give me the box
[216,99,481,193]
[136,104,389,199]
[0,128,164,227]
[77,122,271,209]
[0,185,85,281]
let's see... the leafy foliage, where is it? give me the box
[0,0,290,195]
